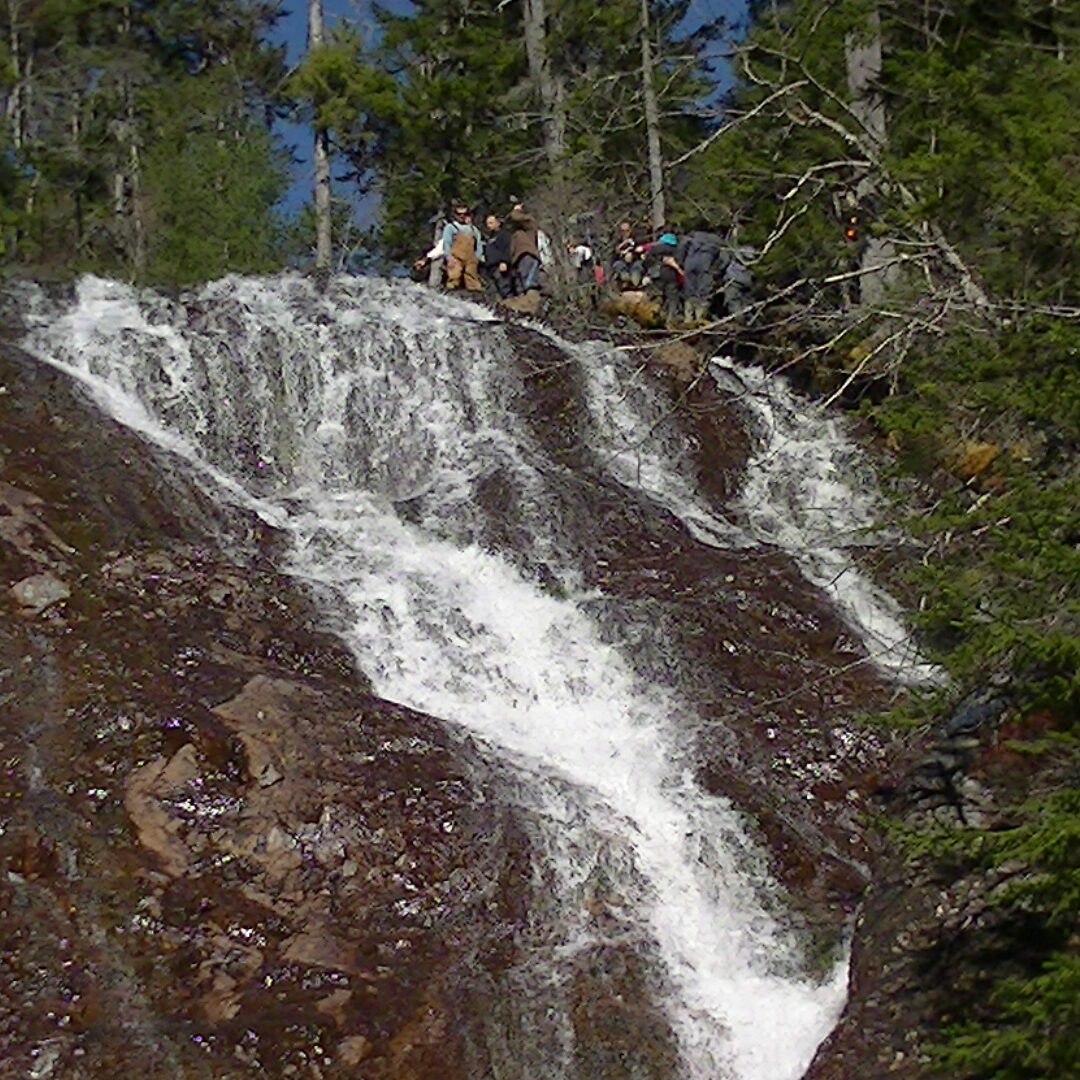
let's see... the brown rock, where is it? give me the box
[10,571,70,614]
[0,480,75,564]
[282,928,358,973]
[600,290,664,327]
[159,742,201,788]
[338,1034,372,1066]
[654,340,700,382]
[211,676,291,787]
[201,971,242,1025]
[124,748,201,877]
[499,288,542,316]
[316,988,353,1027]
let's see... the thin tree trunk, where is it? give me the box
[639,0,665,230]
[6,0,25,150]
[127,99,145,275]
[845,4,896,305]
[523,0,566,171]
[113,1,146,277]
[71,91,82,252]
[7,0,36,240]
[1051,0,1065,61]
[308,0,332,270]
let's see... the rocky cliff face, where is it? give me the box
[0,343,539,1079]
[805,694,1072,1080]
[2,290,956,1080]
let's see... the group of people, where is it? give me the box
[415,200,754,324]
[602,218,755,323]
[414,198,549,301]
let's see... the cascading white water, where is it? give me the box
[709,359,939,684]
[555,336,936,684]
[21,273,925,1079]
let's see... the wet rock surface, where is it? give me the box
[0,344,533,1079]
[506,325,904,935]
[4,305,917,1080]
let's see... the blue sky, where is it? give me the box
[273,0,748,219]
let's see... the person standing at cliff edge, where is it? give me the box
[482,213,514,299]
[507,201,543,296]
[442,202,483,292]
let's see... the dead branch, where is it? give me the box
[665,81,808,168]
[756,202,811,260]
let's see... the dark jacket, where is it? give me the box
[725,245,756,287]
[645,237,678,270]
[483,229,512,269]
[677,230,727,267]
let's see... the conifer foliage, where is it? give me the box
[0,0,1077,1070]
[286,0,719,257]
[0,0,288,283]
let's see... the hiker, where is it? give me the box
[410,253,433,282]
[644,227,683,320]
[610,220,645,290]
[537,226,554,274]
[410,215,444,284]
[442,202,483,292]
[416,213,445,287]
[567,238,596,285]
[508,201,543,295]
[722,242,755,317]
[482,213,514,298]
[677,224,728,322]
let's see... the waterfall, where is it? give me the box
[21,273,925,1080]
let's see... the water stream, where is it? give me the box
[21,273,927,1080]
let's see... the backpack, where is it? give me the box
[537,229,553,268]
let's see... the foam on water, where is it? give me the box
[283,488,847,1080]
[709,359,938,683]
[19,273,926,1079]
[543,326,936,683]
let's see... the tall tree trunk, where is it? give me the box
[845,5,897,305]
[127,101,145,275]
[308,0,332,271]
[7,0,35,243]
[1050,0,1066,61]
[523,0,566,172]
[639,0,665,230]
[6,0,25,150]
[113,1,146,277]
[71,90,83,253]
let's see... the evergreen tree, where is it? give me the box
[698,6,1080,1074]
[359,0,533,257]
[884,0,1080,302]
[290,0,719,258]
[682,0,1080,306]
[140,75,287,284]
[679,0,884,293]
[539,0,715,225]
[0,0,289,283]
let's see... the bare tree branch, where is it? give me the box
[665,81,807,168]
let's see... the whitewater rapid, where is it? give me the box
[20,273,927,1080]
